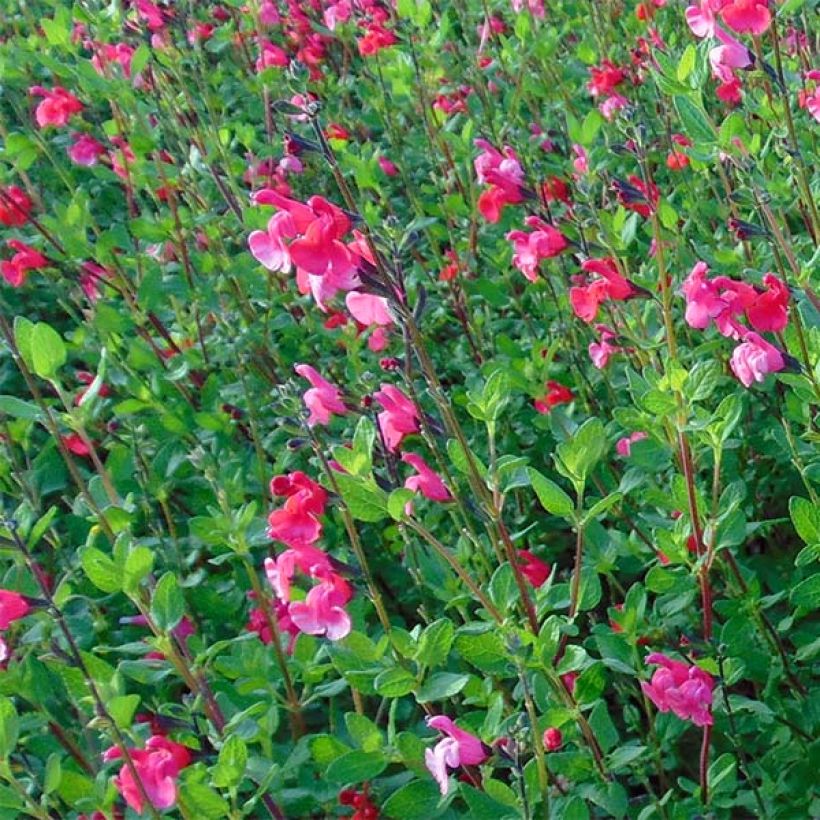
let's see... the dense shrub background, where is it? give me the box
[0,0,818,817]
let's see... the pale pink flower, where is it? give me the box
[424,716,489,796]
[729,331,785,387]
[616,431,648,457]
[294,364,347,427]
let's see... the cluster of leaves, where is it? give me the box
[0,0,818,818]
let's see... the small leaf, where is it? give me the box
[415,618,454,667]
[0,698,19,758]
[674,95,716,146]
[374,667,417,698]
[326,750,387,784]
[790,497,819,545]
[528,468,575,518]
[382,780,442,819]
[213,735,248,789]
[31,322,67,381]
[416,672,470,703]
[791,573,820,610]
[81,547,121,593]
[0,395,44,421]
[151,572,185,631]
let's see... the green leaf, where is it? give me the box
[179,783,230,819]
[790,497,819,545]
[14,316,36,372]
[447,438,488,479]
[556,417,606,491]
[130,43,151,77]
[791,573,820,610]
[416,672,470,703]
[674,95,716,146]
[677,44,696,83]
[388,488,415,520]
[334,474,389,522]
[81,547,121,593]
[0,395,44,421]
[28,506,57,548]
[374,667,417,698]
[122,546,154,595]
[455,630,509,673]
[43,753,62,795]
[461,784,517,819]
[106,694,140,729]
[31,322,67,381]
[345,713,383,752]
[528,468,575,518]
[382,780,442,819]
[0,698,19,758]
[416,618,455,667]
[581,492,622,525]
[326,750,387,784]
[310,734,352,765]
[151,572,185,631]
[333,416,375,476]
[212,735,247,789]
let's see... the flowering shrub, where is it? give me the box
[0,0,818,817]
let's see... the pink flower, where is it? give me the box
[264,544,333,603]
[572,144,589,175]
[424,716,489,796]
[346,292,394,327]
[323,0,352,29]
[267,472,328,547]
[587,61,627,98]
[474,139,525,190]
[729,331,785,387]
[685,1,720,38]
[616,431,648,457]
[543,727,563,751]
[256,40,289,72]
[374,385,420,452]
[288,575,352,641]
[29,86,83,128]
[589,325,622,369]
[1,240,48,287]
[709,27,753,83]
[507,217,568,282]
[79,261,110,302]
[478,185,524,223]
[641,652,714,727]
[104,736,191,815]
[294,364,347,427]
[0,591,30,629]
[720,0,770,36]
[517,550,551,586]
[68,133,106,166]
[805,86,820,122]
[402,453,452,504]
[600,93,629,120]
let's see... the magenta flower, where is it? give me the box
[424,716,489,796]
[374,385,420,452]
[294,364,347,427]
[517,550,551,587]
[0,590,30,629]
[642,653,714,727]
[543,727,563,751]
[103,735,191,815]
[67,133,106,166]
[616,431,648,457]
[29,86,83,128]
[402,452,452,504]
[264,544,333,603]
[729,332,785,387]
[507,217,568,282]
[288,575,353,641]
[746,274,789,333]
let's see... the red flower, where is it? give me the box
[1,240,48,287]
[534,381,574,414]
[0,186,32,227]
[517,550,551,586]
[542,727,563,751]
[267,472,328,548]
